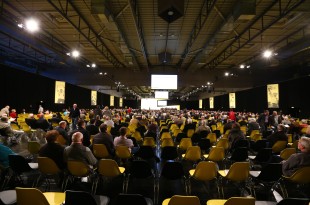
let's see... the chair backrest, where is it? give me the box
[216,138,229,150]
[128,160,154,179]
[93,144,110,158]
[98,159,124,177]
[280,148,296,160]
[56,135,67,145]
[135,146,156,160]
[251,133,262,142]
[160,146,178,160]
[249,130,260,138]
[256,163,283,182]
[272,141,287,153]
[114,193,149,205]
[167,195,200,205]
[65,190,98,205]
[197,138,211,152]
[161,138,174,147]
[142,137,156,147]
[115,146,132,159]
[208,147,225,162]
[178,138,192,150]
[206,133,217,144]
[132,131,143,142]
[37,157,61,175]
[285,166,310,184]
[187,129,195,138]
[224,197,255,205]
[27,141,41,154]
[230,147,248,162]
[191,161,217,181]
[276,198,310,205]
[67,160,90,177]
[253,148,272,163]
[183,146,201,162]
[8,154,33,173]
[161,161,185,180]
[253,139,268,152]
[226,162,250,182]
[161,132,171,140]
[16,187,49,205]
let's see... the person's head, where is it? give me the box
[38,113,44,119]
[119,127,127,136]
[264,110,269,115]
[72,132,83,143]
[90,118,96,125]
[11,109,16,113]
[298,137,310,152]
[99,123,107,132]
[73,104,77,109]
[277,124,285,131]
[59,121,67,128]
[28,113,34,118]
[77,119,85,128]
[46,130,60,143]
[273,111,277,116]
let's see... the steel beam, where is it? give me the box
[128,0,150,70]
[201,0,306,70]
[47,0,126,68]
[177,0,217,69]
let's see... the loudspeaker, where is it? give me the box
[158,0,184,23]
[158,52,172,64]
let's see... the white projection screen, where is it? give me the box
[155,91,169,99]
[110,95,114,106]
[151,75,177,89]
[91,91,97,106]
[55,81,65,104]
[157,100,167,107]
[209,97,214,109]
[267,84,279,108]
[229,93,236,108]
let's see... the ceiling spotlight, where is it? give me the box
[167,10,174,16]
[66,52,71,56]
[86,64,90,68]
[263,50,272,58]
[17,23,24,28]
[207,82,211,85]
[240,64,245,69]
[104,72,107,75]
[91,63,96,68]
[25,18,39,33]
[246,65,251,68]
[71,50,80,58]
[225,72,229,76]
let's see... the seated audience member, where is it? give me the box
[55,121,69,144]
[114,127,135,153]
[69,120,91,147]
[86,119,99,136]
[238,116,248,127]
[104,116,114,128]
[223,119,234,134]
[39,130,66,169]
[25,113,37,129]
[64,132,97,168]
[0,106,10,117]
[247,118,260,136]
[266,124,288,148]
[94,115,103,127]
[195,120,211,135]
[0,142,16,168]
[93,124,115,156]
[228,122,247,152]
[36,113,50,131]
[9,109,17,120]
[282,137,310,177]
[0,116,16,145]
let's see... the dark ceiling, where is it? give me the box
[1,0,310,100]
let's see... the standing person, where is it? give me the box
[0,105,10,117]
[38,105,44,114]
[69,103,80,130]
[257,109,270,136]
[228,108,236,121]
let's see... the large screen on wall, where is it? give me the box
[155,91,169,99]
[157,100,167,107]
[151,75,177,90]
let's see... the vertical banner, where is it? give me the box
[229,93,236,108]
[91,90,97,106]
[55,81,65,104]
[209,97,214,109]
[199,99,203,109]
[267,84,279,108]
[119,97,123,107]
[110,95,114,106]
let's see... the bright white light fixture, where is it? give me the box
[86,64,90,67]
[240,64,245,69]
[99,72,103,75]
[246,65,251,68]
[17,23,24,28]
[91,63,96,68]
[71,50,80,58]
[263,50,272,58]
[25,18,39,33]
[225,72,229,76]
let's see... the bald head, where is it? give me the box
[72,132,83,143]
